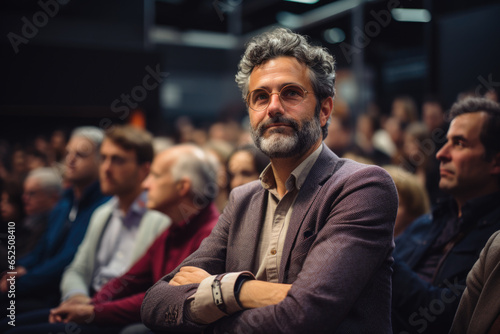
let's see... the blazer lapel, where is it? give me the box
[279,146,340,282]
[230,186,268,273]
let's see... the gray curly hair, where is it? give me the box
[235,28,336,139]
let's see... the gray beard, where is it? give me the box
[251,114,322,159]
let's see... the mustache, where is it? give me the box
[257,116,299,134]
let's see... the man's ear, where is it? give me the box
[176,178,192,198]
[319,96,334,128]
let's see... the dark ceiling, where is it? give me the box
[1,0,500,141]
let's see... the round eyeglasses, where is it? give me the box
[246,84,309,111]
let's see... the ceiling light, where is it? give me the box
[391,8,431,22]
[323,28,345,44]
[284,0,320,4]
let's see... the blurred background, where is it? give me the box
[1,0,500,144]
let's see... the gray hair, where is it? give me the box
[26,167,62,196]
[235,27,336,139]
[170,144,219,206]
[70,126,104,152]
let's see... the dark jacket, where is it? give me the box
[392,191,500,334]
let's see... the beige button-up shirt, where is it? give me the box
[188,145,323,324]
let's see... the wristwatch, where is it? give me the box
[211,273,227,314]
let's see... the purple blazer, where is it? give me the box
[141,145,398,333]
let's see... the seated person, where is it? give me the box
[449,230,500,334]
[392,97,500,333]
[383,165,431,236]
[2,144,219,334]
[227,144,269,190]
[141,28,398,333]
[0,126,110,312]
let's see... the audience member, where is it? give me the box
[323,114,353,157]
[392,97,500,333]
[141,27,398,333]
[227,144,269,190]
[374,116,404,162]
[421,96,448,145]
[352,112,391,165]
[19,167,62,257]
[0,126,110,312]
[25,149,49,171]
[401,122,443,207]
[0,180,25,272]
[391,95,419,127]
[383,165,431,237]
[0,180,25,224]
[1,126,172,334]
[449,230,500,333]
[204,139,234,211]
[58,125,169,306]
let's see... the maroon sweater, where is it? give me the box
[90,203,219,325]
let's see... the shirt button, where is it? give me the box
[270,248,277,255]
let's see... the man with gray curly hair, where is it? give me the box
[142,28,397,333]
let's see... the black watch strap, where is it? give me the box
[211,273,227,314]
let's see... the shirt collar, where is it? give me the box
[110,191,148,219]
[260,144,323,192]
[434,191,500,227]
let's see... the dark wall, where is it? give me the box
[439,3,500,108]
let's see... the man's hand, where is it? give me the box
[1,266,27,293]
[49,303,95,324]
[48,294,92,323]
[64,294,92,305]
[239,280,292,309]
[169,266,210,286]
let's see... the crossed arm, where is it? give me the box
[169,266,291,309]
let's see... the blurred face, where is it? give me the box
[423,102,445,131]
[64,136,100,186]
[99,139,149,197]
[1,192,18,222]
[436,112,499,203]
[228,151,259,190]
[23,177,55,216]
[248,56,332,159]
[403,133,421,160]
[142,152,179,215]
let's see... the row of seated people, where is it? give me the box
[0,125,271,333]
[1,27,500,333]
[0,95,499,333]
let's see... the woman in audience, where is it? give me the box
[227,144,270,190]
[383,165,431,236]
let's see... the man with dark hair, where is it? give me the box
[141,27,398,333]
[392,97,500,333]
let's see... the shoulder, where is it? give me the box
[91,200,114,220]
[143,209,171,225]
